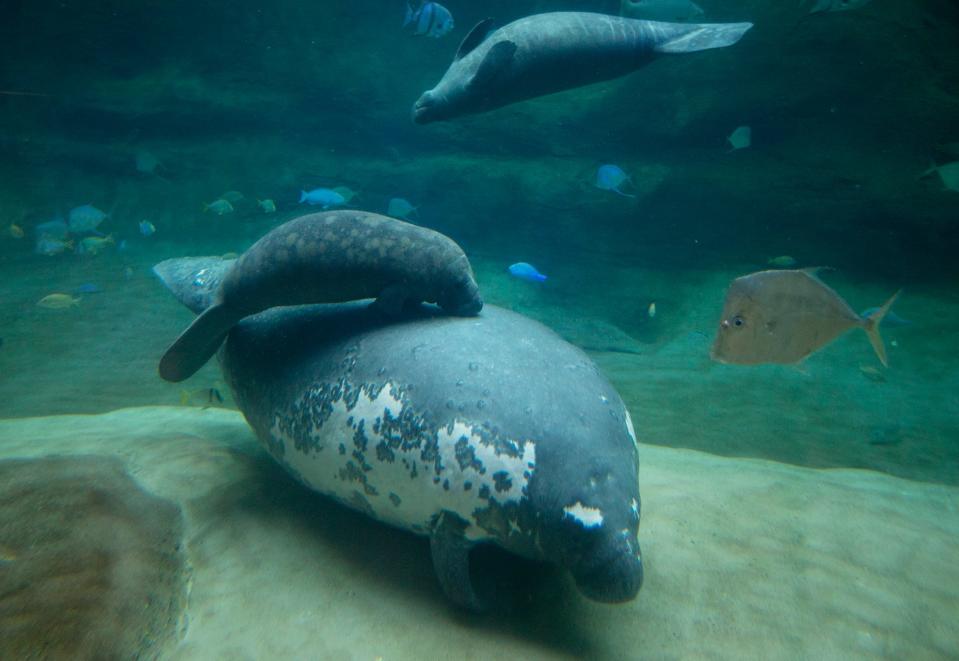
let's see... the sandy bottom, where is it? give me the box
[1,407,956,660]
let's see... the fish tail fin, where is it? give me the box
[159,303,240,382]
[299,190,307,203]
[863,290,901,367]
[653,22,753,54]
[403,3,414,27]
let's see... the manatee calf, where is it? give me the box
[159,211,482,382]
[154,256,643,610]
[412,11,753,123]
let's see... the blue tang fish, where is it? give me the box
[139,220,156,237]
[595,164,635,198]
[404,1,454,38]
[508,262,547,283]
[299,188,347,209]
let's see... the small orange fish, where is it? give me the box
[8,224,24,239]
[711,269,900,367]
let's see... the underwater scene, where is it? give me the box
[1,0,958,658]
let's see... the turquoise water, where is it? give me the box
[1,1,958,659]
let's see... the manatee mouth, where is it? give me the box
[572,545,643,603]
[412,90,441,124]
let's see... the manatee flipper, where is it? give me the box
[430,511,486,611]
[371,283,418,317]
[468,40,517,91]
[456,18,495,60]
[158,303,240,382]
[653,22,752,54]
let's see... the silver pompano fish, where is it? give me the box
[711,269,900,367]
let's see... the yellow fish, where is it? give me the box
[8,224,24,239]
[79,234,115,254]
[647,302,657,318]
[37,294,81,309]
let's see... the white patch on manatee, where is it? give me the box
[268,380,535,543]
[563,501,604,528]
[624,407,637,447]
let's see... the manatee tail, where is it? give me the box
[153,256,234,314]
[158,304,241,382]
[862,290,901,368]
[653,21,753,54]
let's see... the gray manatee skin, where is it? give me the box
[413,11,753,123]
[158,211,482,382]
[154,257,643,610]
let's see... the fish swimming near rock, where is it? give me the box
[257,199,277,213]
[35,217,69,240]
[727,125,752,152]
[404,1,454,38]
[158,211,483,382]
[595,164,636,198]
[68,204,109,233]
[621,0,704,22]
[412,12,752,124]
[35,236,73,256]
[299,188,347,209]
[37,294,81,309]
[508,262,547,283]
[711,269,900,367]
[387,197,419,220]
[77,235,115,255]
[331,186,359,203]
[860,306,912,328]
[204,199,234,215]
[139,220,156,236]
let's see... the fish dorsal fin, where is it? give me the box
[456,18,495,61]
[468,40,517,91]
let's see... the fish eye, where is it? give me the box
[732,315,745,328]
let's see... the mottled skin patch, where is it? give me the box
[225,211,482,317]
[267,378,537,543]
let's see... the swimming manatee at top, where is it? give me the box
[158,211,482,382]
[412,12,753,124]
[153,256,643,610]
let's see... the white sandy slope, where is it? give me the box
[0,407,956,660]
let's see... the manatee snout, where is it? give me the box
[437,265,483,316]
[571,535,644,603]
[412,90,444,124]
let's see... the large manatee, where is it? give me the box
[412,11,752,123]
[154,256,643,610]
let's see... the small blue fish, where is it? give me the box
[860,307,912,328]
[299,188,347,209]
[508,262,547,283]
[404,1,454,38]
[75,283,102,294]
[139,220,156,236]
[35,217,69,239]
[68,204,109,233]
[595,164,635,198]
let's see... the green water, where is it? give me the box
[1,1,958,658]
